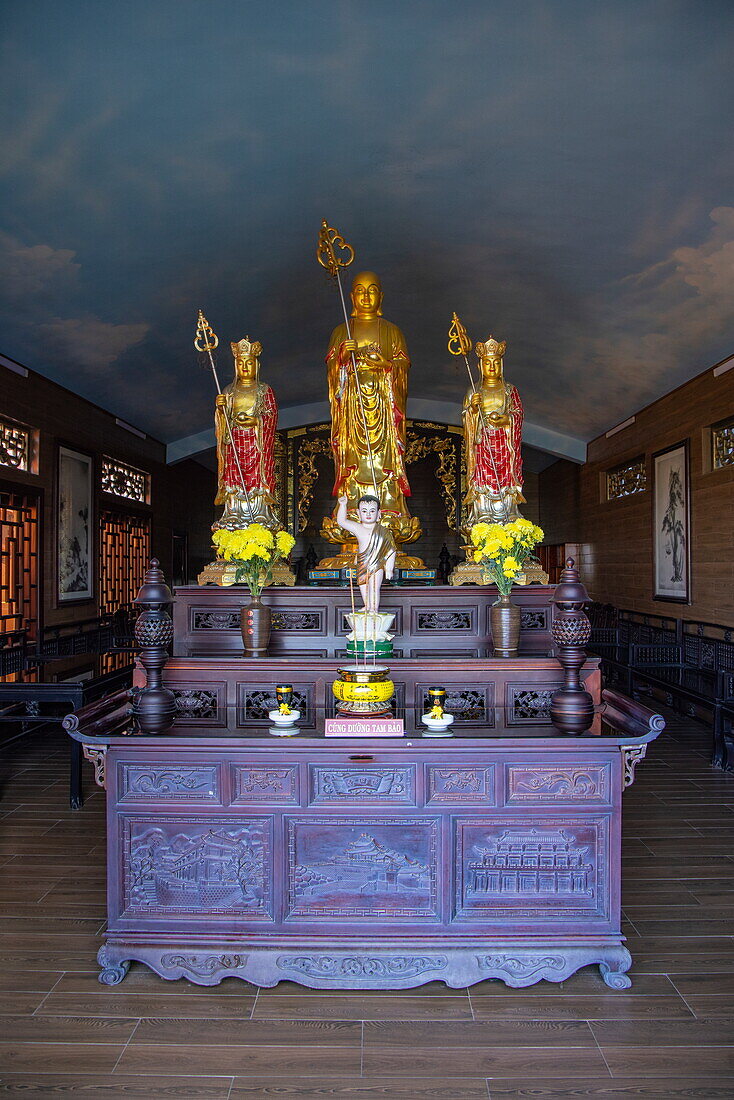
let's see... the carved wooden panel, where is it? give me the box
[417,684,495,724]
[426,765,495,805]
[519,609,549,631]
[271,610,325,633]
[171,682,226,726]
[123,817,273,920]
[118,765,220,803]
[286,818,440,921]
[236,683,314,727]
[413,608,476,633]
[506,684,556,724]
[231,765,300,806]
[454,817,610,922]
[505,764,611,804]
[191,608,240,631]
[276,954,448,981]
[309,765,416,806]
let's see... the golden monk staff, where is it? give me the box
[447,311,511,525]
[194,309,254,516]
[316,219,380,500]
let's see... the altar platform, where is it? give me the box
[155,655,601,730]
[172,583,557,659]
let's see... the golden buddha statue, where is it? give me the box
[320,270,421,562]
[213,337,280,532]
[463,336,525,527]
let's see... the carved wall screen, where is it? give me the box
[0,487,39,642]
[0,418,32,473]
[606,458,647,501]
[99,509,151,616]
[712,416,734,470]
[101,457,149,504]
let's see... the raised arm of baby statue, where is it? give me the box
[336,495,371,552]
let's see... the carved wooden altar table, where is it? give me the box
[69,703,659,991]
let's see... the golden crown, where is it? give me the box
[231,336,262,357]
[475,336,506,358]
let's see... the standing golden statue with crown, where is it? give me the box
[447,315,546,585]
[195,315,294,586]
[463,336,525,527]
[213,336,280,532]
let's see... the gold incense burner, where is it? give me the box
[332,665,395,717]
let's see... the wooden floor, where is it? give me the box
[1,717,734,1098]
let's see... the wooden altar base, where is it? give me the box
[72,714,656,992]
[173,583,558,659]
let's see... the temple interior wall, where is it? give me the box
[539,365,734,625]
[0,361,216,630]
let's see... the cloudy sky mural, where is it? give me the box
[1,0,732,449]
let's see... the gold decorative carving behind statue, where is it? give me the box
[298,437,332,532]
[405,432,458,531]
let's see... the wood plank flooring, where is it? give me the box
[1,716,734,1098]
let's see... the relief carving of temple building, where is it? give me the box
[467,827,592,897]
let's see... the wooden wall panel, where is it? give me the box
[540,365,734,625]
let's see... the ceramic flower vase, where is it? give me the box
[240,597,271,657]
[490,591,520,657]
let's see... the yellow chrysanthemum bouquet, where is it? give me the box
[470,517,544,596]
[212,524,296,599]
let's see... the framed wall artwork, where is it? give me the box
[652,440,690,603]
[57,445,94,603]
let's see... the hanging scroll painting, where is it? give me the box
[57,445,94,603]
[653,440,690,603]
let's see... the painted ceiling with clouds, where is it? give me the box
[1,0,732,459]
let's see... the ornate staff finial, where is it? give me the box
[448,311,472,358]
[194,309,218,353]
[317,219,355,277]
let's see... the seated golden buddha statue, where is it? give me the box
[320,270,421,564]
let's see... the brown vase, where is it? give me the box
[240,597,271,657]
[490,591,521,657]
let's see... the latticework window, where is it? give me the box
[713,417,734,470]
[0,419,30,472]
[606,458,647,500]
[99,509,151,616]
[0,488,39,640]
[101,457,149,504]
